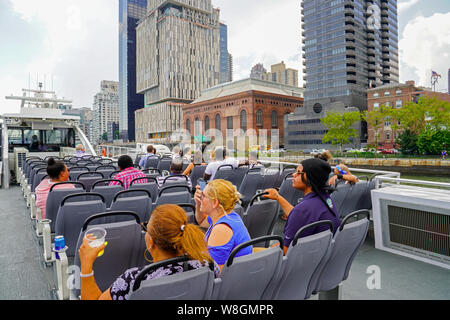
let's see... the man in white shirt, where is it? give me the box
[203,148,242,181]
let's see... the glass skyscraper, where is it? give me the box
[302,0,399,108]
[119,0,148,142]
[219,23,232,84]
[285,0,399,150]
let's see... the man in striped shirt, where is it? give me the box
[110,155,147,189]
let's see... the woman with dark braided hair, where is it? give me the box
[264,158,340,255]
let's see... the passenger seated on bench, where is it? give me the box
[78,204,220,300]
[35,158,74,219]
[110,155,146,189]
[194,179,252,271]
[328,163,359,186]
[182,150,206,176]
[138,145,157,168]
[263,158,341,255]
[156,158,192,189]
[74,144,86,158]
[203,148,249,181]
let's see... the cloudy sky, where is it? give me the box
[0,0,449,114]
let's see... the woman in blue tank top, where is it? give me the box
[194,179,252,271]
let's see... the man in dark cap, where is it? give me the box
[264,158,340,255]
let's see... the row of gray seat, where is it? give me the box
[66,209,369,300]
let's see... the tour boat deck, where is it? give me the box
[1,186,449,300]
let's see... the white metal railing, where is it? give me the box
[96,144,450,192]
[374,176,450,190]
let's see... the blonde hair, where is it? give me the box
[205,179,241,214]
[148,204,212,263]
[76,144,85,151]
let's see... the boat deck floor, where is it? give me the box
[1,186,449,300]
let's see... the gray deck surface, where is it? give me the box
[1,186,449,300]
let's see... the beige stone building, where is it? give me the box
[251,61,299,87]
[135,0,220,143]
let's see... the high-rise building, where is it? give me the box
[219,23,232,84]
[267,61,299,87]
[250,62,299,87]
[286,0,400,150]
[93,81,119,144]
[118,0,147,142]
[250,63,267,80]
[135,0,220,143]
[228,53,233,82]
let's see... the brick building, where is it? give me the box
[182,78,304,147]
[367,80,450,148]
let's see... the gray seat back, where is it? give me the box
[45,182,86,232]
[129,256,215,300]
[213,236,284,300]
[271,221,334,300]
[73,211,147,296]
[278,173,304,206]
[32,168,48,192]
[69,167,90,181]
[29,165,47,186]
[190,165,206,189]
[26,161,45,180]
[260,168,280,190]
[243,193,279,240]
[356,180,376,210]
[95,166,117,181]
[130,177,159,203]
[161,175,190,193]
[77,172,105,192]
[331,182,354,218]
[54,193,107,257]
[145,156,160,169]
[274,167,296,189]
[310,210,370,295]
[110,189,153,222]
[238,170,264,207]
[213,165,235,183]
[231,167,249,189]
[91,179,124,208]
[157,158,172,173]
[155,185,192,208]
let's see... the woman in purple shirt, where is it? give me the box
[264,158,340,255]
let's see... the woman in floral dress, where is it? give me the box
[78,204,220,300]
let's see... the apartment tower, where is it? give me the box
[135,0,220,142]
[285,0,399,150]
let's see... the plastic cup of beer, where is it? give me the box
[85,227,107,257]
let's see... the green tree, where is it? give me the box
[321,111,361,152]
[397,130,419,155]
[362,107,387,149]
[417,129,450,155]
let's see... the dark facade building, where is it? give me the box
[286,0,399,150]
[118,0,147,142]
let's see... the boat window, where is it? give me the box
[8,127,75,152]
